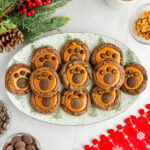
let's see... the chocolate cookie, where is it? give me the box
[29,67,60,97]
[31,46,61,71]
[30,92,60,114]
[61,38,90,63]
[90,43,123,66]
[60,60,92,91]
[93,60,125,90]
[121,63,148,95]
[5,63,31,95]
[91,86,121,110]
[61,89,91,116]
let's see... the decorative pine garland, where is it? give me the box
[0,0,71,43]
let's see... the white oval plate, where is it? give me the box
[6,33,141,126]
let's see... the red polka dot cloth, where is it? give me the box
[84,104,150,150]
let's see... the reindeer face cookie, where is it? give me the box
[91,86,121,110]
[61,89,91,116]
[93,60,125,90]
[121,63,148,95]
[5,64,31,95]
[91,43,123,66]
[61,39,90,63]
[31,46,61,71]
[60,60,92,91]
[29,67,60,97]
[30,92,60,114]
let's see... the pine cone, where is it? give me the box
[0,28,24,53]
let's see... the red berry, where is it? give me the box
[31,2,36,7]
[23,4,26,7]
[22,8,27,12]
[26,0,30,2]
[28,2,32,5]
[36,0,41,3]
[28,4,31,8]
[30,10,35,15]
[19,1,23,3]
[46,1,51,4]
[17,7,20,10]
[19,11,23,15]
[37,2,42,6]
[27,12,32,16]
[46,0,51,4]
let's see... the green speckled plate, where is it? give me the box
[6,33,141,125]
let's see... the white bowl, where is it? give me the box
[1,132,41,150]
[0,100,12,137]
[105,0,137,10]
[130,3,150,44]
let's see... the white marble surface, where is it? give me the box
[0,0,150,149]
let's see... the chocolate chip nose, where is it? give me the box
[127,77,138,88]
[71,99,81,109]
[39,79,50,90]
[103,73,114,84]
[43,61,54,69]
[69,54,80,61]
[42,97,52,107]
[17,78,28,88]
[72,73,82,84]
[102,93,112,103]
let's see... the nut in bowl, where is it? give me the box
[130,4,150,44]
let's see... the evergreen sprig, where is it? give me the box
[0,0,18,19]
[7,0,71,43]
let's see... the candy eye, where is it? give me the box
[14,73,19,78]
[128,70,133,75]
[80,69,85,74]
[68,95,72,99]
[52,56,56,61]
[112,69,117,74]
[75,67,80,72]
[42,72,47,77]
[78,93,83,98]
[80,50,84,54]
[68,49,72,53]
[26,73,30,78]
[74,91,78,96]
[39,57,44,62]
[112,54,117,58]
[75,48,79,53]
[99,70,104,75]
[48,75,53,80]
[100,54,105,58]
[45,55,49,59]
[106,67,111,72]
[106,51,111,56]
[20,71,25,75]
[70,69,74,73]
[97,90,102,95]
[37,75,42,80]
[134,72,139,77]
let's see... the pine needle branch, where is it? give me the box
[0,0,18,19]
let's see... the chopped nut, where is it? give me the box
[135,11,150,40]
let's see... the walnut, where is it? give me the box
[135,11,150,40]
